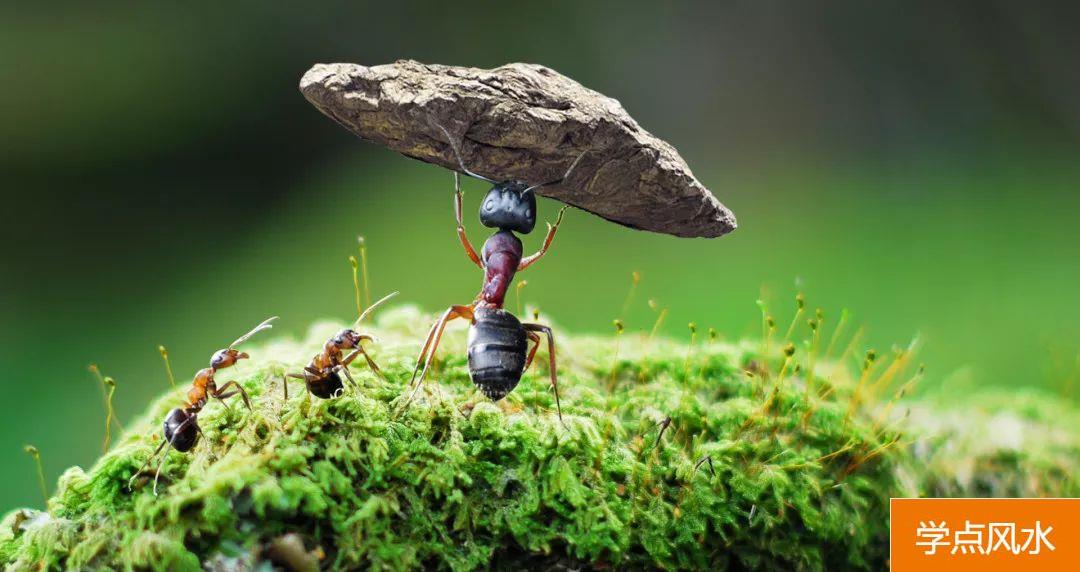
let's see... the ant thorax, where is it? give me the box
[312,350,334,371]
[192,368,214,389]
[480,230,523,308]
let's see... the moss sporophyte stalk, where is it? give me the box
[2,305,1079,570]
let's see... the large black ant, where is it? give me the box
[128,317,277,494]
[284,291,397,398]
[405,124,587,422]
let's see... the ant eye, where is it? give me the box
[484,198,496,212]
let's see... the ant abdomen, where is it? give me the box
[308,370,344,399]
[467,307,529,401]
[163,408,200,453]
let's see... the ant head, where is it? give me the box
[210,348,248,370]
[163,408,200,452]
[479,182,537,234]
[435,123,587,235]
[331,328,360,349]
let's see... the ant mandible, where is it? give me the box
[284,291,397,399]
[128,316,277,494]
[405,124,586,422]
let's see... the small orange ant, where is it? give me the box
[128,316,277,494]
[284,292,397,398]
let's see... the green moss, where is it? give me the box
[1,306,1077,570]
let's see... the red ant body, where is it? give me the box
[285,291,397,398]
[129,317,276,494]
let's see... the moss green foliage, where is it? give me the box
[1,306,1077,570]
[903,388,1080,498]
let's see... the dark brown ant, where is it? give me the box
[128,316,277,494]
[404,124,587,422]
[284,291,397,399]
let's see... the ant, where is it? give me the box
[128,316,277,495]
[405,124,587,422]
[284,291,398,399]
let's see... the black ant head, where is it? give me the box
[479,182,537,234]
[163,408,200,452]
[210,348,248,370]
[435,123,585,236]
[331,328,361,349]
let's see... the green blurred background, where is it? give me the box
[2,1,1078,509]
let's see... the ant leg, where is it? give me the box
[212,381,251,411]
[358,347,386,381]
[523,323,563,424]
[338,352,361,389]
[408,311,446,386]
[150,415,197,496]
[285,373,314,401]
[342,342,387,382]
[152,440,177,494]
[150,444,172,496]
[280,374,289,400]
[409,306,469,386]
[337,363,359,391]
[127,439,167,491]
[518,205,568,271]
[407,305,474,403]
[524,331,541,372]
[417,305,473,387]
[454,174,484,269]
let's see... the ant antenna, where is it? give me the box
[352,291,399,328]
[228,316,278,349]
[158,345,176,388]
[522,150,588,196]
[24,445,48,507]
[434,123,496,184]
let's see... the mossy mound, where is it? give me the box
[1,306,1076,570]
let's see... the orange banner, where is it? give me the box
[891,498,1080,571]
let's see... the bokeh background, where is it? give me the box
[2,1,1078,509]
